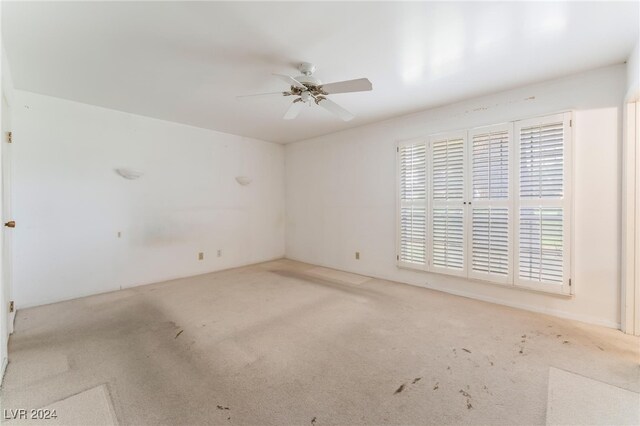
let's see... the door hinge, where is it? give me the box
[396,147,399,153]
[9,301,14,313]
[569,278,572,287]
[569,119,572,127]
[396,255,399,261]
[7,131,12,143]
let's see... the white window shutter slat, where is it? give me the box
[400,206,426,265]
[468,125,512,284]
[397,142,427,268]
[400,143,427,200]
[472,207,509,277]
[519,207,564,284]
[433,207,464,270]
[515,113,571,293]
[519,121,564,199]
[432,137,464,200]
[472,130,509,200]
[430,133,467,275]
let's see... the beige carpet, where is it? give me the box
[305,266,371,285]
[546,367,640,426]
[5,384,118,426]
[1,259,638,425]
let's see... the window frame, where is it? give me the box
[513,112,573,295]
[467,123,514,286]
[396,138,429,271]
[395,112,573,296]
[428,130,468,278]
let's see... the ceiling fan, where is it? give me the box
[237,62,372,121]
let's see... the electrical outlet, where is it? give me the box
[217,249,222,257]
[355,251,360,260]
[198,252,204,260]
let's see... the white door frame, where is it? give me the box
[0,42,15,382]
[622,99,640,335]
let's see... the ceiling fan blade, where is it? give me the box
[319,78,372,94]
[236,91,290,100]
[283,100,304,120]
[273,73,307,89]
[317,98,355,121]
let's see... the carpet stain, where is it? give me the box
[394,384,406,394]
[412,377,422,384]
[175,330,183,339]
[433,382,439,390]
[460,389,473,409]
[217,405,230,410]
[311,416,317,424]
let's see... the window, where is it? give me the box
[398,141,427,267]
[396,112,572,294]
[430,132,466,276]
[468,124,512,285]
[515,113,572,294]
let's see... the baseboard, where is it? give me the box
[15,254,286,310]
[283,256,620,330]
[9,310,15,334]
[1,356,7,386]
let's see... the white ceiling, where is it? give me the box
[3,2,639,144]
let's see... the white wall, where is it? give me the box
[12,90,285,308]
[286,64,626,329]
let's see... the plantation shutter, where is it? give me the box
[515,113,571,293]
[468,124,512,284]
[397,141,427,267]
[429,132,466,275]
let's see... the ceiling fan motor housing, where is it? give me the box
[298,62,316,76]
[294,74,321,86]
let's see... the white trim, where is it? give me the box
[1,47,15,108]
[15,255,286,310]
[635,101,640,335]
[1,356,7,385]
[624,101,640,334]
